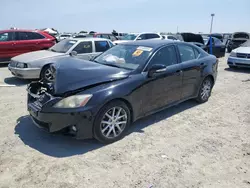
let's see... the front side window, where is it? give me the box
[49,39,77,53]
[0,32,13,42]
[178,45,196,62]
[73,41,92,54]
[148,45,178,68]
[95,41,110,52]
[137,34,146,40]
[94,44,153,70]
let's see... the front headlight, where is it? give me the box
[54,94,92,108]
[16,63,28,68]
[230,52,237,57]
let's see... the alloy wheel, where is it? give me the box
[44,66,55,82]
[100,107,128,139]
[200,79,212,101]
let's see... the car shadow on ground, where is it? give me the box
[224,67,250,74]
[4,77,31,86]
[15,100,197,158]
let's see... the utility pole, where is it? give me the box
[209,13,215,55]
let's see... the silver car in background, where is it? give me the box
[8,38,114,81]
[227,40,250,68]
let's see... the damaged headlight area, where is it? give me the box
[54,94,92,108]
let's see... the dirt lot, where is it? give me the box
[0,55,250,188]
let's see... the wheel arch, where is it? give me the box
[40,63,52,79]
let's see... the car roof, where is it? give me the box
[122,40,180,48]
[69,37,111,42]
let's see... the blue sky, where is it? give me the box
[1,0,250,33]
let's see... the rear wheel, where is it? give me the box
[93,100,131,144]
[196,77,213,103]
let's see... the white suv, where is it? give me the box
[113,32,162,44]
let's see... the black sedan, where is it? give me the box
[27,40,218,144]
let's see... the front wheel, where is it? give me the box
[40,65,55,82]
[196,77,213,103]
[93,100,131,144]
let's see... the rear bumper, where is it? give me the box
[227,56,250,67]
[8,65,41,79]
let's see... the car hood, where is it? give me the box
[232,47,250,54]
[52,57,130,95]
[11,50,65,63]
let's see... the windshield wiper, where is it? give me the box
[104,63,122,68]
[104,63,133,70]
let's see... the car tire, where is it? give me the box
[93,100,131,144]
[196,77,213,103]
[40,65,55,82]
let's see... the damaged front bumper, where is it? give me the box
[27,82,95,139]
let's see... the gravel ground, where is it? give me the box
[0,55,250,188]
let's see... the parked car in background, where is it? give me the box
[112,32,128,40]
[161,34,179,40]
[0,29,56,63]
[203,37,226,58]
[27,40,217,144]
[227,32,250,53]
[73,33,88,38]
[90,33,118,41]
[209,33,223,42]
[8,38,114,81]
[113,32,162,44]
[58,33,72,41]
[227,40,250,68]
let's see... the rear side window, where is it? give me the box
[178,45,196,62]
[28,32,45,39]
[146,34,160,39]
[148,45,178,68]
[0,32,14,42]
[73,41,92,54]
[95,41,110,52]
[16,32,29,40]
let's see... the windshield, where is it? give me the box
[49,39,77,53]
[94,44,153,70]
[122,34,138,40]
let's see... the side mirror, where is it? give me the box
[162,36,166,39]
[69,51,77,56]
[148,64,167,78]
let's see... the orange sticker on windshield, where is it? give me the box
[132,49,143,56]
